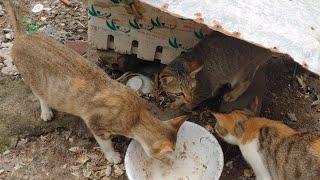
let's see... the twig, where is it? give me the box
[60,0,71,6]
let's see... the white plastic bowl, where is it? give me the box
[125,121,224,180]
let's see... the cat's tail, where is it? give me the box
[3,0,23,35]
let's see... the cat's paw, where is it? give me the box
[223,93,237,102]
[41,109,54,121]
[106,151,122,164]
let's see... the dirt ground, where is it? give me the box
[0,0,320,180]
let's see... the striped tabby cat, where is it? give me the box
[159,31,271,110]
[212,98,320,180]
[6,1,187,164]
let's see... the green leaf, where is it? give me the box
[194,29,205,39]
[129,20,139,29]
[90,5,98,16]
[156,17,161,27]
[169,38,178,48]
[105,13,112,19]
[173,38,178,47]
[111,0,122,4]
[151,18,157,27]
[106,21,117,30]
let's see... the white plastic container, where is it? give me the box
[125,121,224,180]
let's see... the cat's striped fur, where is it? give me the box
[5,0,187,164]
[212,99,320,180]
[159,31,271,110]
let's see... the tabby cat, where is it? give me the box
[5,1,187,164]
[213,98,320,180]
[159,31,271,110]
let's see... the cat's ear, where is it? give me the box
[159,141,174,154]
[247,96,259,114]
[188,60,203,78]
[211,112,224,123]
[159,71,174,84]
[234,121,245,137]
[166,115,188,130]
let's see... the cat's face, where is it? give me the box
[212,97,259,145]
[212,111,249,145]
[159,61,203,110]
[136,115,188,162]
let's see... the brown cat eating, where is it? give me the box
[5,1,187,164]
[212,98,320,180]
[159,31,271,110]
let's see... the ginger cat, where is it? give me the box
[5,1,187,164]
[159,31,271,110]
[212,97,320,180]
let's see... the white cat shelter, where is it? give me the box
[88,0,320,75]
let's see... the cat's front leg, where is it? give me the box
[94,135,122,164]
[223,81,251,102]
[35,94,54,121]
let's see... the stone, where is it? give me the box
[1,65,19,76]
[0,62,4,69]
[2,29,12,34]
[0,5,4,17]
[1,42,13,49]
[5,33,14,41]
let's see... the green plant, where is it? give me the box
[22,17,41,33]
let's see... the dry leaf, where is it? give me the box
[40,135,47,141]
[114,164,124,177]
[296,75,306,88]
[243,169,254,177]
[204,124,214,133]
[76,154,90,165]
[311,95,320,108]
[105,165,112,177]
[83,168,92,178]
[69,146,81,153]
[71,171,81,178]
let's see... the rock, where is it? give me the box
[2,29,12,34]
[1,65,19,76]
[5,32,14,41]
[0,5,4,17]
[1,42,13,49]
[0,62,4,69]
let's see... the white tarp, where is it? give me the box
[141,0,320,75]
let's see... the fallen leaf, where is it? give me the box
[225,161,233,168]
[311,95,320,108]
[69,146,81,153]
[71,171,81,177]
[296,75,306,89]
[2,150,10,155]
[114,164,124,177]
[204,124,214,133]
[76,154,90,165]
[83,168,92,178]
[243,169,254,178]
[105,165,112,177]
